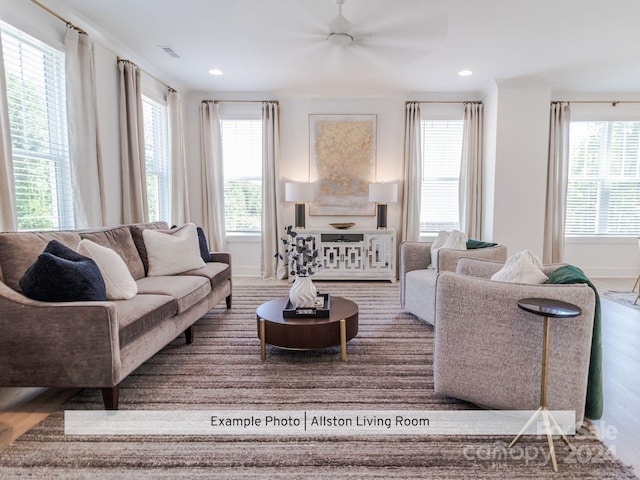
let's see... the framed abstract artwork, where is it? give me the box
[308,114,377,216]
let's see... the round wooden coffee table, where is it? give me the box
[256,296,358,361]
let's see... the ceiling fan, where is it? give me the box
[327,0,357,46]
[315,0,449,64]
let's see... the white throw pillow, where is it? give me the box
[430,230,467,270]
[491,250,548,284]
[143,223,205,276]
[77,239,138,300]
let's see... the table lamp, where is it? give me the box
[369,183,398,230]
[285,182,314,229]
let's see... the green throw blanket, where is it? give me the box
[545,265,603,420]
[466,239,498,249]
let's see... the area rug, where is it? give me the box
[0,283,637,479]
[601,290,640,309]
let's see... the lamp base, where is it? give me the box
[376,203,388,229]
[294,203,306,229]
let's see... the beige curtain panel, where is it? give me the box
[199,101,226,251]
[260,101,286,279]
[65,27,106,228]
[459,102,484,239]
[543,101,571,264]
[168,90,190,225]
[401,102,422,242]
[0,39,17,232]
[118,59,148,224]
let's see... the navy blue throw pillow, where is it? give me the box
[197,227,212,262]
[19,240,107,302]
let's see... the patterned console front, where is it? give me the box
[300,229,396,282]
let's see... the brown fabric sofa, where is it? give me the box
[0,222,232,409]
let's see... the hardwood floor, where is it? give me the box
[590,278,640,476]
[0,277,638,477]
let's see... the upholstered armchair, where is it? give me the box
[433,257,597,427]
[399,241,507,325]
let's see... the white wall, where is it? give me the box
[481,84,498,242]
[491,83,551,256]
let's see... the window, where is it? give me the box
[1,22,73,231]
[220,119,262,233]
[419,119,463,234]
[567,121,640,236]
[142,95,170,223]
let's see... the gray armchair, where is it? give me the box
[433,257,596,427]
[399,241,507,325]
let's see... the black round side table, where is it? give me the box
[509,297,582,473]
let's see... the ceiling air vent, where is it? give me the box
[158,46,180,58]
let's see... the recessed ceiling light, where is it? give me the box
[208,68,224,76]
[458,69,473,77]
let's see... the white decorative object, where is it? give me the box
[77,239,137,300]
[491,250,548,284]
[143,223,205,276]
[289,275,318,308]
[430,230,467,269]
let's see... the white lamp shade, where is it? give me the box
[369,183,398,203]
[285,182,314,202]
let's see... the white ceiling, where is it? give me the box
[55,0,640,96]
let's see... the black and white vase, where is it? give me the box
[289,275,317,308]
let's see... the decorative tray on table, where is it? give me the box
[283,293,331,318]
[329,222,356,230]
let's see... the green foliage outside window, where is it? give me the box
[224,180,262,232]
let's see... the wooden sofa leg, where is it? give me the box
[226,294,232,309]
[185,326,194,344]
[101,386,119,410]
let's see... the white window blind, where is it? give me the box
[221,119,262,233]
[1,22,73,231]
[142,95,170,223]
[567,121,640,236]
[420,120,463,234]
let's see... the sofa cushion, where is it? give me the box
[19,240,106,302]
[491,250,548,284]
[136,275,211,313]
[404,268,438,325]
[80,226,145,280]
[129,222,170,275]
[143,224,206,276]
[180,262,231,290]
[77,239,138,300]
[0,231,81,292]
[113,294,178,346]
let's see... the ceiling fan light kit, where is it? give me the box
[328,32,353,46]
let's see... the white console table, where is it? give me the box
[297,229,396,282]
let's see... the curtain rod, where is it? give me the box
[202,100,279,104]
[406,101,482,105]
[32,0,175,93]
[553,100,640,107]
[30,0,86,34]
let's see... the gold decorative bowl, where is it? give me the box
[329,222,356,230]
